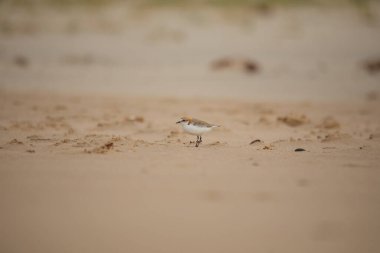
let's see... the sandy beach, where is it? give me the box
[1,2,380,253]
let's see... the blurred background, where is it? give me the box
[0,0,379,101]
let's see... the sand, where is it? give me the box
[1,3,380,253]
[1,90,380,253]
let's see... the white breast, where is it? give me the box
[181,122,212,135]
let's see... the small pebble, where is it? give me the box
[294,148,306,152]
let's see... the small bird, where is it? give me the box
[176,117,220,147]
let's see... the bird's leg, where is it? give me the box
[199,136,203,143]
[195,136,200,147]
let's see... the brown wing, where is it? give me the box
[191,118,214,127]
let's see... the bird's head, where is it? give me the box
[176,116,192,124]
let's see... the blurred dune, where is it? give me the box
[0,1,379,100]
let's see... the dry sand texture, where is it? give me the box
[1,2,380,253]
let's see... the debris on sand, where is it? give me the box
[249,139,262,145]
[211,57,259,74]
[124,115,144,123]
[85,141,114,154]
[243,60,259,73]
[26,149,35,153]
[27,135,54,142]
[364,59,380,74]
[211,58,233,69]
[263,145,273,150]
[318,117,340,129]
[110,136,122,142]
[13,55,29,68]
[277,114,309,127]
[255,2,273,14]
[366,91,378,101]
[294,148,306,152]
[8,139,23,145]
[321,132,351,143]
[369,133,380,140]
[54,139,72,146]
[104,142,114,149]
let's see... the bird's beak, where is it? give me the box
[176,121,181,124]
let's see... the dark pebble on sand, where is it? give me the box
[250,139,262,145]
[14,56,29,68]
[243,60,259,73]
[364,59,380,74]
[294,148,306,152]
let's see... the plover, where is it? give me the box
[176,117,220,147]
